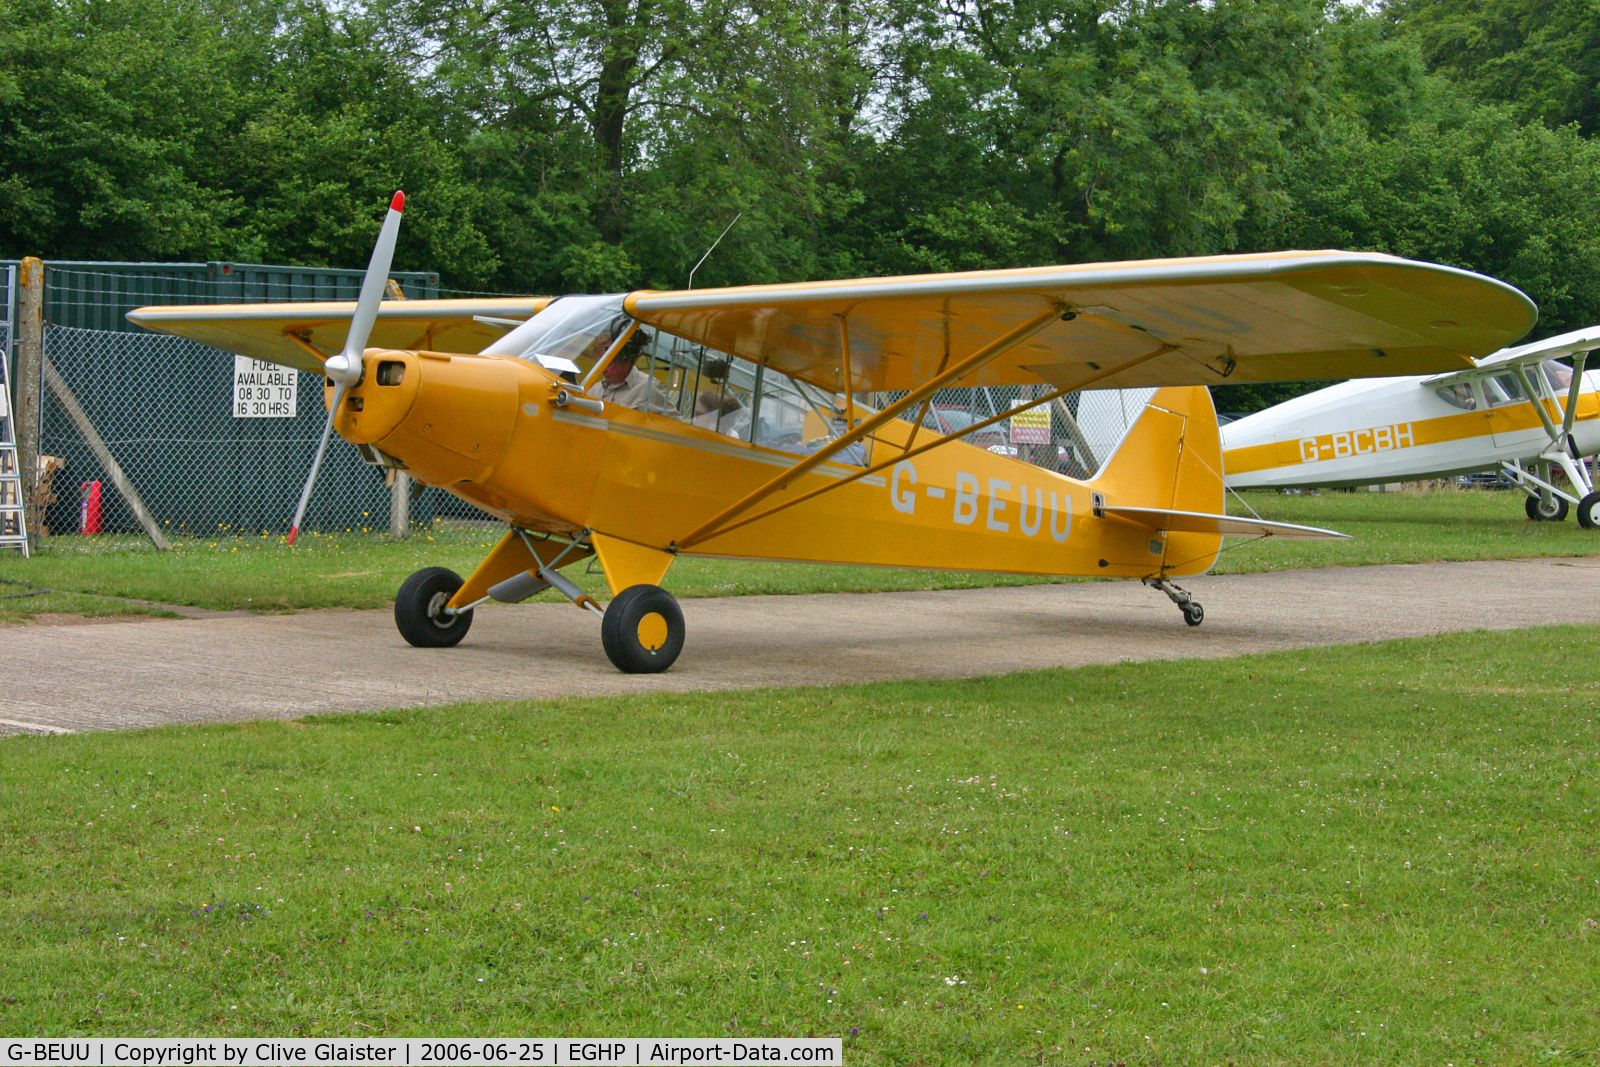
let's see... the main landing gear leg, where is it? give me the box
[534,552,687,673]
[1144,576,1204,627]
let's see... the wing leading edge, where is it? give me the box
[127,297,551,375]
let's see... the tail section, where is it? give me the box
[1090,385,1225,576]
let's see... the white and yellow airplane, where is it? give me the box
[1221,325,1600,526]
[129,194,1536,671]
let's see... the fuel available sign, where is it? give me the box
[233,356,299,418]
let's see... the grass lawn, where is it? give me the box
[1,626,1596,1062]
[0,487,1596,623]
[1213,487,1600,573]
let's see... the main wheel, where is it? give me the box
[1525,494,1569,522]
[1578,490,1600,529]
[395,566,473,647]
[1182,601,1205,627]
[601,584,685,673]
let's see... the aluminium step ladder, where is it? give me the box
[0,333,29,556]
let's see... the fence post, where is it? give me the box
[43,359,171,551]
[15,258,43,552]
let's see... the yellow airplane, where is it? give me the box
[1221,325,1600,525]
[130,194,1536,672]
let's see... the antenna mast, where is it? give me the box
[687,212,743,290]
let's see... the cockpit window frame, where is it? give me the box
[480,293,633,375]
[1434,381,1478,410]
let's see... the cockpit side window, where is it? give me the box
[1482,373,1525,408]
[1434,382,1477,410]
[622,329,865,462]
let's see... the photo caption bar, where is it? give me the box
[2,1040,841,1067]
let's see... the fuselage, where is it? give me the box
[1221,365,1600,488]
[332,346,1224,580]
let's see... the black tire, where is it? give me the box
[601,584,685,673]
[1182,601,1204,627]
[1526,493,1569,522]
[1579,490,1600,530]
[394,567,473,647]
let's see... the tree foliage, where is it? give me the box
[1388,0,1600,135]
[5,0,1600,394]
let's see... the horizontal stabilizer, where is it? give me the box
[1101,506,1349,540]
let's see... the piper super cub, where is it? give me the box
[131,193,1537,672]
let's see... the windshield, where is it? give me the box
[481,294,630,371]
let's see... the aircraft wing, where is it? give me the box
[1424,322,1600,383]
[1101,507,1350,540]
[127,297,551,375]
[625,250,1535,394]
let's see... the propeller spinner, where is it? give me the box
[288,190,406,546]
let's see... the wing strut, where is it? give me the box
[682,342,1173,547]
[673,306,1065,550]
[676,335,1175,550]
[900,307,954,455]
[839,313,855,432]
[1559,351,1590,441]
[1516,363,1564,444]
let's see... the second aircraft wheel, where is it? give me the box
[1526,493,1570,522]
[1182,601,1205,627]
[601,584,685,673]
[1578,490,1600,529]
[394,566,474,647]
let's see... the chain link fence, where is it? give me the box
[10,262,487,546]
[36,325,430,540]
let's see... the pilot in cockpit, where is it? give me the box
[597,331,667,412]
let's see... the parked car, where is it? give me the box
[1457,470,1515,490]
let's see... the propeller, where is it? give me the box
[288,190,405,546]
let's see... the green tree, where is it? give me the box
[0,0,245,259]
[1267,109,1600,337]
[383,0,882,292]
[835,0,1363,277]
[1388,0,1600,135]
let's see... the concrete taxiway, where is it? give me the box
[2,556,1596,735]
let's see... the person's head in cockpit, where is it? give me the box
[600,331,649,385]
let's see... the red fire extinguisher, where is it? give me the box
[79,480,103,535]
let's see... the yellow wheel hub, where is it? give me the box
[635,611,669,652]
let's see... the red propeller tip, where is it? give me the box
[390,191,405,213]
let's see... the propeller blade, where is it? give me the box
[288,380,349,546]
[323,190,406,388]
[288,191,405,545]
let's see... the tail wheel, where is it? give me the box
[1182,601,1205,627]
[601,584,685,673]
[1578,490,1600,530]
[1526,494,1569,522]
[395,566,473,647]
